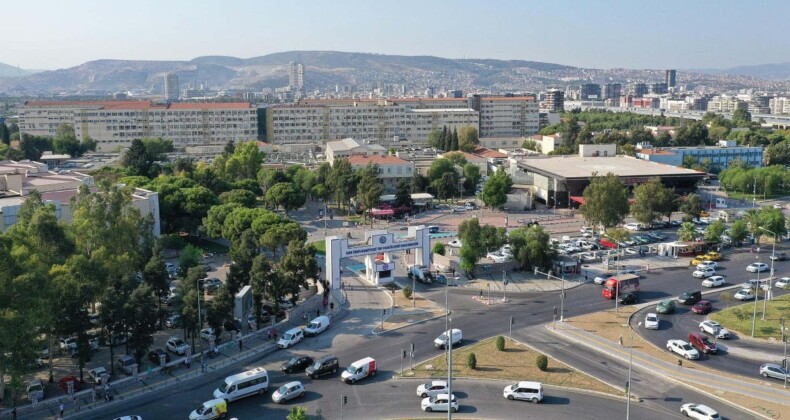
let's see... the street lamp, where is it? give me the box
[447,314,453,420]
[751,255,761,338]
[759,227,777,320]
[626,321,643,420]
[196,278,204,357]
[781,316,788,389]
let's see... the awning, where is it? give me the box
[371,209,395,216]
[570,196,585,205]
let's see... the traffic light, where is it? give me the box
[401,349,407,359]
[342,395,348,405]
[410,343,415,353]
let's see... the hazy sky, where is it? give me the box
[2,0,788,70]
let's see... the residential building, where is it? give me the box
[0,160,160,235]
[19,100,257,152]
[289,62,304,90]
[632,97,660,109]
[478,137,525,150]
[707,96,747,113]
[635,140,763,171]
[164,73,179,101]
[345,155,415,194]
[650,83,668,95]
[325,138,386,165]
[770,97,790,115]
[580,84,601,100]
[527,134,565,154]
[474,95,539,138]
[603,83,622,100]
[665,70,677,88]
[438,151,487,175]
[630,83,648,98]
[541,89,564,112]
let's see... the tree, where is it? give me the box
[219,189,257,208]
[440,126,449,151]
[122,139,153,177]
[674,122,709,146]
[432,242,446,256]
[249,255,277,323]
[458,126,479,152]
[432,172,458,202]
[19,133,53,161]
[655,131,672,147]
[757,207,786,241]
[328,158,357,211]
[496,336,505,351]
[579,173,629,229]
[535,354,548,371]
[226,229,257,294]
[428,129,443,149]
[682,155,698,169]
[143,241,171,314]
[178,245,203,277]
[402,286,413,300]
[631,179,678,224]
[729,220,749,246]
[467,352,477,369]
[278,240,319,303]
[678,222,697,242]
[0,121,9,144]
[450,127,459,151]
[411,172,429,193]
[704,220,726,243]
[394,179,413,209]
[462,163,481,194]
[287,407,309,420]
[207,286,233,340]
[732,108,752,127]
[355,163,384,226]
[480,168,512,209]
[765,140,790,166]
[426,158,457,183]
[214,141,264,181]
[458,218,484,273]
[125,284,160,366]
[265,182,306,216]
[508,226,556,271]
[444,152,467,167]
[680,194,703,221]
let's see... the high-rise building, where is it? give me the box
[541,89,564,112]
[603,83,622,100]
[288,62,304,90]
[650,83,668,95]
[665,70,677,88]
[580,84,601,100]
[164,72,179,101]
[630,83,648,98]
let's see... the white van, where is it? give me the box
[341,357,376,384]
[277,327,304,349]
[304,316,330,337]
[503,381,543,403]
[213,367,269,402]
[434,329,463,349]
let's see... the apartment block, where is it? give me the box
[345,155,415,194]
[580,84,601,100]
[541,89,564,112]
[19,101,257,152]
[769,97,790,115]
[706,96,748,113]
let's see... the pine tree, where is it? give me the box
[441,125,449,151]
[451,128,459,151]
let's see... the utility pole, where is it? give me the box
[752,256,761,337]
[760,227,777,320]
[560,271,565,321]
[509,316,514,339]
[781,316,787,389]
[447,315,453,420]
[502,269,507,302]
[626,322,642,420]
[487,283,491,305]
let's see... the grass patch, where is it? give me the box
[309,240,326,255]
[185,237,229,254]
[725,191,787,201]
[709,294,790,340]
[399,337,620,396]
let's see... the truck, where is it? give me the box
[407,264,433,284]
[602,274,640,299]
[341,357,376,384]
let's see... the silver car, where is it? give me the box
[759,363,788,380]
[272,381,305,404]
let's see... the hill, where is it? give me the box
[0,61,40,78]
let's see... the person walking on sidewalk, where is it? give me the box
[59,402,64,418]
[618,335,624,347]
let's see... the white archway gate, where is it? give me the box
[325,226,431,290]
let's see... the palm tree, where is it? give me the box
[678,222,697,242]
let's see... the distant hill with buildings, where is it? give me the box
[0,51,786,96]
[0,61,40,78]
[691,62,790,81]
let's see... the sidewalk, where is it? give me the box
[548,321,790,406]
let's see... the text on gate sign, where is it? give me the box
[342,240,421,257]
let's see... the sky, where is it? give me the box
[1,0,789,71]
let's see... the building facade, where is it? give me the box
[541,89,564,112]
[580,84,602,100]
[769,97,790,115]
[164,73,180,101]
[650,83,668,95]
[630,83,648,98]
[345,155,415,194]
[325,138,386,165]
[665,70,677,88]
[19,101,257,151]
[636,141,763,171]
[707,96,748,113]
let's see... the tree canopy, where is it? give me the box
[579,173,629,229]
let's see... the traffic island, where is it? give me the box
[709,294,790,341]
[396,336,621,396]
[373,285,447,333]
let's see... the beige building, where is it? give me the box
[769,97,790,115]
[478,137,525,150]
[706,96,747,113]
[325,138,387,165]
[19,101,257,152]
[528,134,565,154]
[345,155,415,193]
[0,160,160,235]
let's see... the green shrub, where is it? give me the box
[495,336,505,351]
[403,286,413,300]
[432,242,446,256]
[536,354,548,371]
[467,352,477,369]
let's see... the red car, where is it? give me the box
[691,300,712,315]
[58,376,81,392]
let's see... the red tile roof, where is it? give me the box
[472,148,507,159]
[24,100,251,110]
[346,155,410,165]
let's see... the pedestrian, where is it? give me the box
[104,382,110,399]
[12,407,17,420]
[479,289,483,298]
[239,339,243,351]
[185,355,191,368]
[59,402,64,418]
[330,302,335,312]
[92,385,97,402]
[618,335,624,347]
[584,273,588,282]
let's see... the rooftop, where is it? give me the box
[518,155,705,180]
[347,155,411,165]
[24,100,251,110]
[441,151,486,161]
[473,147,508,159]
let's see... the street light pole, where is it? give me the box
[751,256,761,337]
[447,315,453,420]
[781,316,787,389]
[759,227,776,320]
[196,278,203,357]
[560,271,565,321]
[626,321,642,420]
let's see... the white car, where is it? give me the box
[579,252,597,262]
[774,277,790,289]
[200,328,217,342]
[416,380,448,398]
[701,276,725,288]
[88,367,109,384]
[746,262,769,273]
[446,239,462,248]
[593,273,613,285]
[734,288,755,301]
[699,320,730,339]
[696,261,717,270]
[113,417,142,420]
[624,223,641,231]
[502,381,543,403]
[773,203,783,209]
[486,251,512,263]
[421,393,458,413]
[644,313,659,330]
[692,267,715,278]
[271,381,305,404]
[740,279,767,290]
[666,339,700,360]
[680,403,720,420]
[166,337,190,355]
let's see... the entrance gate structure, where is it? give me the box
[325,226,431,290]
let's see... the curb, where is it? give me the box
[372,313,447,335]
[546,323,773,420]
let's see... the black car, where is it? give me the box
[281,356,314,373]
[678,290,702,305]
[305,354,339,379]
[617,292,639,305]
[148,348,171,365]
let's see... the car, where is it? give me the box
[775,277,790,289]
[699,320,730,339]
[502,381,543,403]
[58,376,81,392]
[666,339,700,360]
[446,239,462,248]
[692,268,715,278]
[452,206,467,213]
[703,252,721,261]
[148,348,171,365]
[625,247,637,255]
[746,262,769,273]
[680,403,720,420]
[427,226,440,234]
[59,337,78,352]
[166,337,190,355]
[734,288,755,301]
[759,363,789,381]
[701,276,725,288]
[200,328,218,342]
[203,278,223,294]
[624,223,641,231]
[593,273,613,285]
[486,251,512,263]
[271,381,305,404]
[579,252,597,262]
[678,290,702,305]
[656,300,676,314]
[113,417,143,420]
[773,203,784,209]
[88,367,109,384]
[165,314,181,328]
[281,356,314,374]
[670,220,682,226]
[688,332,717,354]
[416,380,449,398]
[421,393,459,413]
[644,313,659,330]
[696,261,717,270]
[617,292,638,305]
[691,300,713,315]
[690,256,706,266]
[770,252,787,261]
[740,279,768,290]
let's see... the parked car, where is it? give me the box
[746,262,769,273]
[624,223,641,231]
[696,261,717,270]
[701,276,725,288]
[446,239,462,248]
[451,206,467,214]
[165,315,181,328]
[58,376,81,392]
[680,403,720,420]
[699,320,730,339]
[644,313,659,330]
[775,277,790,289]
[692,267,715,278]
[759,363,789,381]
[88,366,109,384]
[148,348,170,365]
[734,288,755,301]
[703,251,721,261]
[271,381,305,404]
[166,337,190,355]
[741,279,768,290]
[691,300,713,315]
[656,300,676,314]
[281,356,314,374]
[200,328,218,342]
[666,339,700,360]
[416,380,449,398]
[116,355,137,375]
